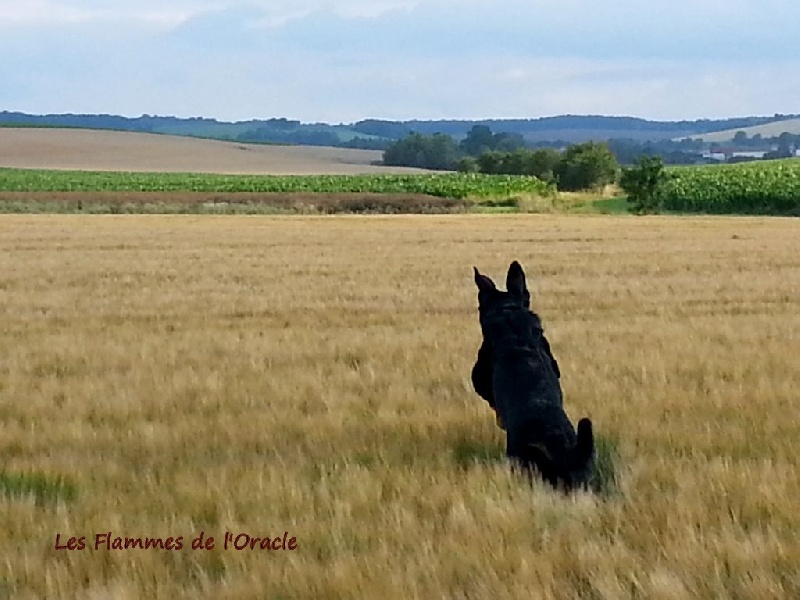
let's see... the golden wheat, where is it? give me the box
[1,214,799,599]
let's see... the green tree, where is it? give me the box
[426,133,460,170]
[460,125,496,157]
[476,151,504,174]
[471,148,559,181]
[620,155,668,214]
[776,132,794,157]
[493,132,526,153]
[383,133,459,170]
[456,156,478,173]
[524,148,560,182]
[553,141,619,191]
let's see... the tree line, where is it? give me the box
[382,124,800,190]
[383,126,619,191]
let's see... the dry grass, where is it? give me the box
[0,128,430,175]
[1,214,799,599]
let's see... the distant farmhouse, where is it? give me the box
[702,143,800,163]
[702,149,770,161]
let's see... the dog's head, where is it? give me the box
[473,261,545,346]
[473,260,530,313]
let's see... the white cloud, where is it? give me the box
[0,1,193,26]
[0,1,421,26]
[1,1,799,121]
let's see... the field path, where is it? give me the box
[0,127,431,175]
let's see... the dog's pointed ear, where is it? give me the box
[474,267,496,293]
[506,261,529,306]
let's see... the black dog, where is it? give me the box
[471,261,595,491]
[471,295,560,428]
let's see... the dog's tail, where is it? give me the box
[575,418,595,468]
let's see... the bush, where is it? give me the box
[472,148,559,182]
[553,142,619,191]
[457,156,478,173]
[620,155,669,214]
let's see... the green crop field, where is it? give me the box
[0,169,554,200]
[661,159,800,215]
[5,158,800,216]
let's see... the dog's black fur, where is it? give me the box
[471,312,560,419]
[471,261,595,491]
[471,261,561,426]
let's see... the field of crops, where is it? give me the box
[0,168,553,200]
[6,159,800,216]
[2,214,799,598]
[661,158,800,215]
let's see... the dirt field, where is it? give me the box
[0,191,467,214]
[1,214,799,599]
[0,128,430,175]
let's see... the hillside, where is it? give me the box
[377,116,793,143]
[0,128,430,175]
[3,110,799,145]
[687,118,800,143]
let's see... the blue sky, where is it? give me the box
[1,1,798,122]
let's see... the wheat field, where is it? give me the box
[1,214,799,599]
[0,128,429,175]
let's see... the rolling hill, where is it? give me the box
[686,118,800,143]
[4,110,799,145]
[0,128,429,175]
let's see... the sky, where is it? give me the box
[1,0,798,123]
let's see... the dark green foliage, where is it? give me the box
[459,125,525,157]
[382,127,531,171]
[382,133,460,170]
[553,141,619,191]
[620,155,669,214]
[460,125,495,156]
[475,148,560,182]
[456,156,478,173]
[463,139,619,192]
[476,151,503,174]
